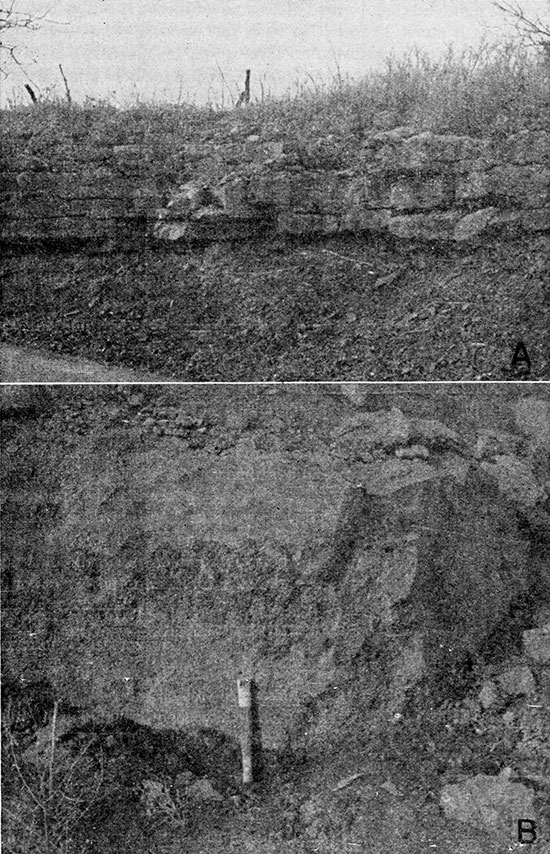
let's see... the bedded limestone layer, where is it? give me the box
[155,128,550,244]
[2,127,548,247]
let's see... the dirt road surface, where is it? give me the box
[0,344,171,384]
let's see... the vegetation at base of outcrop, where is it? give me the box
[2,234,549,380]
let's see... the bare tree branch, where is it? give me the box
[492,0,550,48]
[0,1,48,33]
[59,62,71,103]
[0,2,53,82]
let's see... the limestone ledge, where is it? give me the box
[2,127,549,246]
[155,127,550,244]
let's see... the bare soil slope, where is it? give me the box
[1,233,549,381]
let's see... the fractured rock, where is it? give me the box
[332,407,410,455]
[409,419,463,452]
[389,175,452,211]
[475,429,520,460]
[523,623,550,665]
[478,681,500,710]
[480,455,548,508]
[5,402,543,756]
[497,665,536,699]
[395,444,429,460]
[490,165,550,206]
[165,181,224,217]
[514,398,550,451]
[454,207,497,242]
[388,210,458,241]
[440,767,536,843]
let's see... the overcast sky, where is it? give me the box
[1,0,547,107]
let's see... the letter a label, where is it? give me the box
[511,341,531,375]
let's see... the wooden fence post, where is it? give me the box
[236,69,251,107]
[24,84,37,104]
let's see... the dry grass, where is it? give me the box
[1,40,548,178]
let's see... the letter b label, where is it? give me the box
[517,819,537,844]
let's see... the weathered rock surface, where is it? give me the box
[497,666,537,699]
[3,121,549,247]
[440,767,536,843]
[3,388,549,759]
[479,681,501,710]
[153,128,550,246]
[524,623,550,665]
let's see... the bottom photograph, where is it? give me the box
[1,383,549,854]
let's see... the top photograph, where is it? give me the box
[1,0,549,383]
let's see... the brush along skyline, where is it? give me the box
[3,0,548,106]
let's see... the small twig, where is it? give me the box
[333,771,365,791]
[299,248,376,269]
[61,737,95,787]
[303,71,319,95]
[322,248,377,269]
[3,727,43,810]
[1,804,37,836]
[58,64,72,104]
[215,61,233,107]
[394,327,432,336]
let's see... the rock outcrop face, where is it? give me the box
[2,116,548,247]
[440,767,536,845]
[2,387,549,754]
[155,128,550,245]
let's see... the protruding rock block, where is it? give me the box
[480,454,549,508]
[523,623,550,665]
[389,210,458,241]
[500,129,550,165]
[277,210,340,235]
[440,768,536,843]
[521,207,550,232]
[497,665,536,698]
[490,165,550,206]
[153,179,274,242]
[389,175,453,211]
[454,207,497,241]
[455,170,493,201]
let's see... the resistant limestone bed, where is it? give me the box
[154,128,550,246]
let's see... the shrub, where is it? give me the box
[1,38,547,183]
[2,702,103,854]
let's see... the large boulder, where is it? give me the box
[440,767,536,845]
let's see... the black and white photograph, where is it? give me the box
[1,3,550,853]
[1,0,549,381]
[1,383,550,852]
